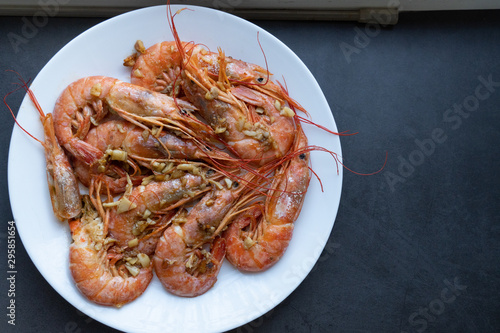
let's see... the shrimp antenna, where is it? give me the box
[3,70,44,144]
[301,144,388,177]
[278,78,358,136]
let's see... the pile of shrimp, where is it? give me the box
[17,8,349,308]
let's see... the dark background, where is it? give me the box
[1,9,499,333]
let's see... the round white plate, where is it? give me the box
[8,5,342,333]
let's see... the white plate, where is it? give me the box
[8,5,342,333]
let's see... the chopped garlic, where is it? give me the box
[151,126,161,137]
[90,116,99,126]
[141,175,155,186]
[274,100,281,110]
[133,69,144,78]
[116,123,126,133]
[134,40,146,54]
[152,161,166,173]
[209,179,224,190]
[243,236,256,249]
[90,83,102,97]
[137,253,151,268]
[173,225,184,238]
[106,149,127,161]
[128,238,139,248]
[162,162,174,174]
[243,130,257,137]
[185,253,197,269]
[205,91,214,100]
[123,54,136,67]
[177,164,197,173]
[125,264,140,277]
[280,106,295,117]
[126,257,138,265]
[116,197,137,214]
[141,129,149,141]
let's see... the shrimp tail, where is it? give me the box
[65,138,104,165]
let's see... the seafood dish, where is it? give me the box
[42,30,314,305]
[8,5,343,331]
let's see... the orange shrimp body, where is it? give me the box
[107,170,212,249]
[154,227,225,297]
[153,179,246,297]
[131,41,273,94]
[52,76,208,166]
[71,119,230,194]
[84,119,228,163]
[179,46,296,165]
[230,85,296,164]
[224,126,311,271]
[72,158,144,196]
[69,197,152,307]
[131,41,183,94]
[131,41,296,165]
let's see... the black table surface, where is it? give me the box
[1,9,499,333]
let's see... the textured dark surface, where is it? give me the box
[1,9,499,333]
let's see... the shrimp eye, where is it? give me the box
[180,109,187,115]
[299,153,306,160]
[232,181,239,189]
[206,169,215,176]
[257,77,264,83]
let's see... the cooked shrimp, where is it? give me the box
[230,85,296,163]
[84,118,232,165]
[153,174,247,297]
[83,119,206,160]
[224,125,311,271]
[184,53,294,164]
[52,76,211,166]
[154,225,226,297]
[69,196,152,307]
[7,77,82,220]
[131,40,296,165]
[72,119,231,193]
[105,165,215,249]
[131,41,274,95]
[180,73,295,165]
[130,41,183,95]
